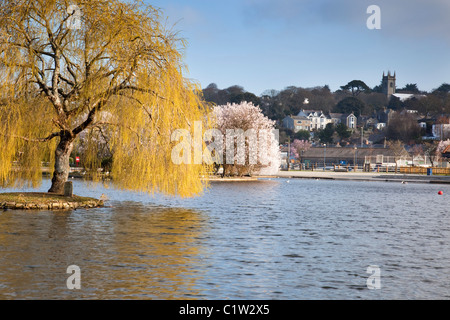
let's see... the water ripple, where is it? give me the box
[1,178,450,299]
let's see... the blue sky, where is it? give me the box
[148,0,450,95]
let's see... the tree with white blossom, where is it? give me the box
[212,102,281,177]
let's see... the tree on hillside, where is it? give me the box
[202,83,220,103]
[294,130,310,141]
[422,94,447,114]
[276,86,309,116]
[334,97,366,117]
[428,83,450,114]
[258,85,336,121]
[398,83,420,94]
[387,95,404,110]
[0,0,210,197]
[403,97,424,113]
[372,84,383,93]
[308,86,336,113]
[340,80,371,97]
[278,129,293,145]
[317,123,334,144]
[335,123,352,140]
[202,84,261,108]
[229,91,261,106]
[386,112,422,143]
[434,83,450,94]
[358,92,388,113]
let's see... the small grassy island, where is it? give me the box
[0,192,104,211]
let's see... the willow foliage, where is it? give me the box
[0,0,211,197]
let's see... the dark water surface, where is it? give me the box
[1,178,449,299]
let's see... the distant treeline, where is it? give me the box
[202,82,450,123]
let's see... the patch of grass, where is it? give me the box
[0,192,98,204]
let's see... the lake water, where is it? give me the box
[1,178,450,299]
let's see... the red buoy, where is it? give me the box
[438,191,443,195]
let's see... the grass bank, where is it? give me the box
[0,192,104,210]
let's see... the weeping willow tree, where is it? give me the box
[0,0,211,197]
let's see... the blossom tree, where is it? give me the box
[290,139,312,168]
[212,102,281,177]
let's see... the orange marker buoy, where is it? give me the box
[438,191,443,195]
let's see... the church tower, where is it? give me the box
[381,71,396,99]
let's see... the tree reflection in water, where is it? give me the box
[0,205,209,299]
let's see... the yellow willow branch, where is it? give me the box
[93,121,144,146]
[0,131,60,142]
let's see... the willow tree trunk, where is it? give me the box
[48,134,74,194]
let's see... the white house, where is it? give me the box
[376,123,387,130]
[346,113,357,129]
[297,110,333,130]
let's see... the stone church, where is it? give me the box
[381,71,396,99]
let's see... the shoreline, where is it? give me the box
[206,176,259,182]
[273,170,450,185]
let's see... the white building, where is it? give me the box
[297,110,333,130]
[392,93,426,102]
[432,124,450,140]
[376,123,387,130]
[346,113,357,129]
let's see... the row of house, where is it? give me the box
[282,107,449,135]
[280,73,433,134]
[282,109,358,132]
